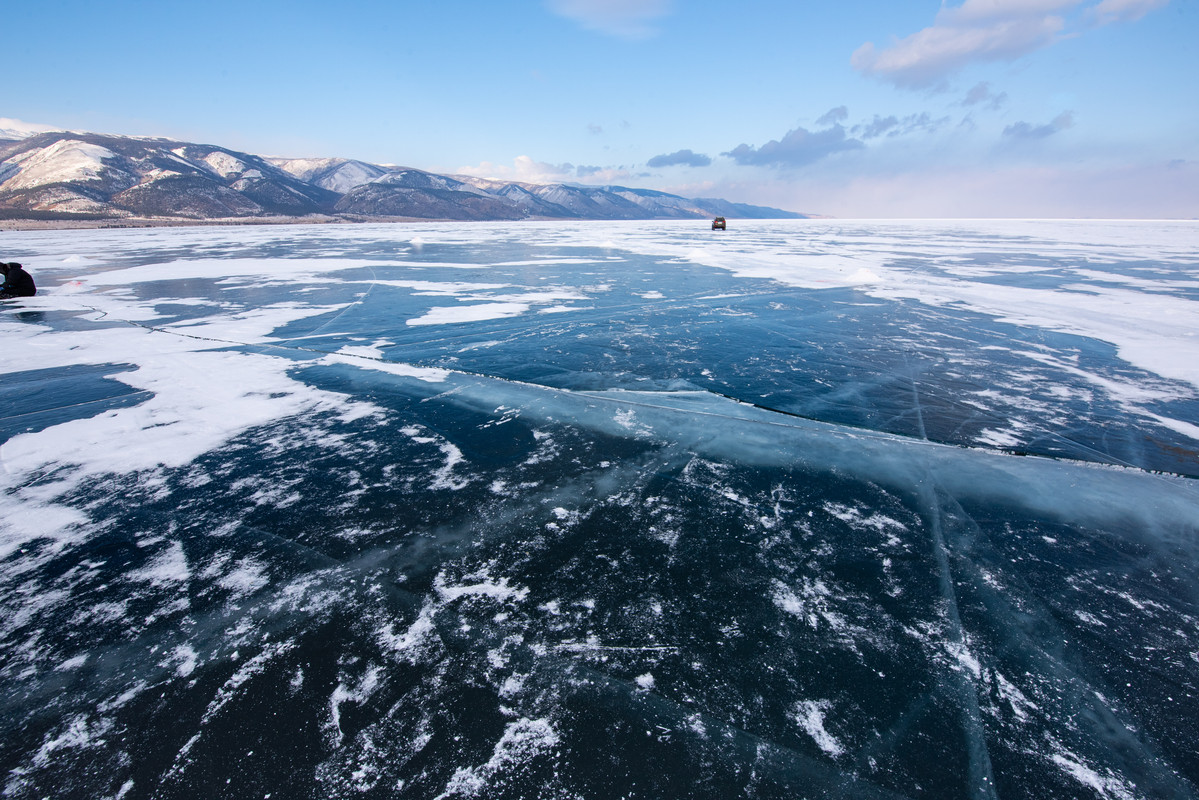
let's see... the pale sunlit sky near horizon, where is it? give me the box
[4,0,1196,218]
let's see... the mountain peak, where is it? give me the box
[2,129,810,225]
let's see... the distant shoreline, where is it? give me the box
[0,214,473,232]
[7,216,1197,232]
[0,214,834,232]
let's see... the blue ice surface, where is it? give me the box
[0,220,1197,799]
[0,363,146,444]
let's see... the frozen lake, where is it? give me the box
[2,219,1198,799]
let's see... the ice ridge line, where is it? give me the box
[62,301,1199,483]
[571,386,1199,485]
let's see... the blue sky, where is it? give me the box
[5,0,1195,217]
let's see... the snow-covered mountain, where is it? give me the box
[1,130,807,223]
[268,157,390,194]
[0,132,337,220]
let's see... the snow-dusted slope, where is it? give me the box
[1,139,125,192]
[0,132,339,219]
[270,157,391,193]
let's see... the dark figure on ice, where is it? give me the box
[0,262,36,298]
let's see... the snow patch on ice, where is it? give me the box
[54,654,89,671]
[994,671,1037,721]
[128,541,189,588]
[328,664,384,745]
[171,645,199,678]
[944,639,982,680]
[379,603,439,665]
[1048,745,1137,800]
[216,558,269,596]
[435,717,559,799]
[0,501,88,560]
[406,302,529,326]
[977,428,1021,447]
[435,571,529,604]
[32,713,113,768]
[334,339,392,359]
[0,292,384,516]
[772,578,850,633]
[823,502,907,545]
[323,353,449,383]
[792,700,844,758]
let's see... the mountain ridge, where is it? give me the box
[0,130,812,226]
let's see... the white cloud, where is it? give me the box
[454,155,631,185]
[852,6,1070,88]
[852,0,1169,89]
[454,156,572,183]
[962,81,1009,109]
[572,165,635,183]
[1002,111,1075,141]
[949,0,1081,23]
[647,149,712,168]
[545,0,674,38]
[1091,0,1168,23]
[852,112,949,140]
[816,107,849,127]
[724,125,865,169]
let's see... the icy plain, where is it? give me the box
[1,219,1197,799]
